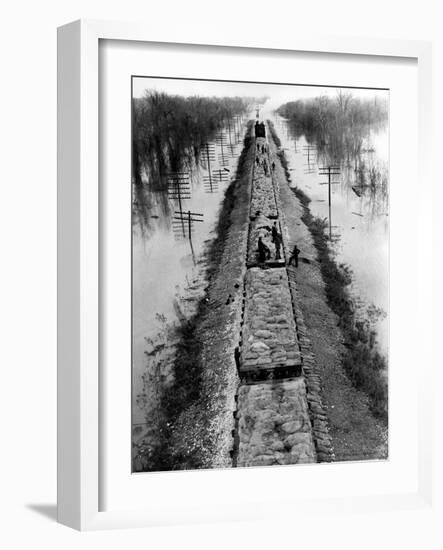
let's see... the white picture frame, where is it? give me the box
[57,19,433,531]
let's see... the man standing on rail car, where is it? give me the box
[257,236,271,263]
[271,222,282,261]
[271,221,279,243]
[274,234,282,260]
[288,244,301,268]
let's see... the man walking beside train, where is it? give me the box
[288,244,301,268]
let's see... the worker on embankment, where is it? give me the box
[288,244,301,268]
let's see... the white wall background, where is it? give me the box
[0,0,441,547]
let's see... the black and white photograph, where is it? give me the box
[131,77,389,472]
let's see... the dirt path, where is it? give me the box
[268,127,388,462]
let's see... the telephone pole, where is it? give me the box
[215,134,229,168]
[303,144,317,174]
[172,210,204,242]
[167,172,191,236]
[201,142,216,192]
[319,165,341,240]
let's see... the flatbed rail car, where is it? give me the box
[237,267,302,384]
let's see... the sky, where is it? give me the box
[132,76,389,111]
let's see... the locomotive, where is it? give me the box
[254,121,266,138]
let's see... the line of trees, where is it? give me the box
[277,91,388,164]
[133,91,251,189]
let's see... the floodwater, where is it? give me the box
[132,120,247,426]
[264,106,389,357]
